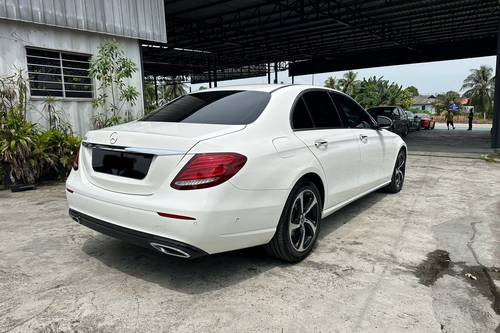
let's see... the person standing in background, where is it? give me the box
[446,110,455,130]
[468,108,474,130]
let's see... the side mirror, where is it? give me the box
[376,115,392,129]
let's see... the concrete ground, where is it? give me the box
[1,154,499,332]
[404,123,494,158]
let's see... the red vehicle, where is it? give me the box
[417,113,435,130]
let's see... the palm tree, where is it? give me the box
[461,65,495,117]
[161,77,187,102]
[339,71,358,96]
[324,77,339,89]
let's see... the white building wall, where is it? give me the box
[0,20,144,135]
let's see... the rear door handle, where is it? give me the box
[314,139,328,149]
[359,134,368,143]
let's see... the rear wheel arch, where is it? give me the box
[295,173,325,210]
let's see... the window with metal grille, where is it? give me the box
[26,47,93,99]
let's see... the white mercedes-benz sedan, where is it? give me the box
[66,84,406,262]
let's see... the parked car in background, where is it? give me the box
[416,113,436,130]
[66,85,407,262]
[405,111,420,131]
[367,106,409,136]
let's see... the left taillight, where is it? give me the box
[72,148,80,171]
[171,153,247,190]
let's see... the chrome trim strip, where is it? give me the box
[124,147,185,156]
[82,142,186,156]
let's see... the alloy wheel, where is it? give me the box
[394,151,406,189]
[288,189,320,252]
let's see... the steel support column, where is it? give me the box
[208,60,212,88]
[492,16,500,149]
[267,62,271,84]
[274,61,278,84]
[154,75,158,104]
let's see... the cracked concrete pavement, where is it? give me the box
[0,154,499,332]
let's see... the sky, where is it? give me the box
[189,56,496,96]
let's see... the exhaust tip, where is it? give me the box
[150,242,191,258]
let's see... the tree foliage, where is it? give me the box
[461,65,495,117]
[324,77,340,90]
[432,91,461,114]
[324,73,414,109]
[161,77,187,102]
[90,40,140,129]
[406,86,419,97]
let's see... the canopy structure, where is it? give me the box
[141,0,500,147]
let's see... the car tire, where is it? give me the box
[383,149,406,193]
[265,180,322,262]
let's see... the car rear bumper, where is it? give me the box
[66,170,287,255]
[69,208,208,259]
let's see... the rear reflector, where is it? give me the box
[157,212,196,220]
[171,153,247,190]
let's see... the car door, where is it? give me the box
[330,92,388,192]
[399,107,408,131]
[406,111,414,129]
[291,90,362,209]
[392,107,402,134]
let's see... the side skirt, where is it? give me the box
[321,180,391,219]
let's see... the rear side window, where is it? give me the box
[291,98,314,129]
[142,90,270,125]
[331,92,374,129]
[302,91,343,128]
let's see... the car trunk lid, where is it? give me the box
[80,122,245,195]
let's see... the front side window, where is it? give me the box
[301,91,343,128]
[331,92,374,129]
[26,47,93,98]
[142,90,270,125]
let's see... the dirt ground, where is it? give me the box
[0,154,499,332]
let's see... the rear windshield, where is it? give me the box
[141,90,271,125]
[368,107,395,116]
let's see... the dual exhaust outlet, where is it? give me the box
[150,242,191,258]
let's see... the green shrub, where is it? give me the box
[0,70,81,186]
[34,129,81,179]
[0,111,39,184]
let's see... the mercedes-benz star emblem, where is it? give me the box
[109,132,118,144]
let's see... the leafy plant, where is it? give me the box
[90,39,140,129]
[34,129,81,179]
[0,112,39,184]
[0,69,29,119]
[41,96,72,132]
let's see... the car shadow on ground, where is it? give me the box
[80,191,386,295]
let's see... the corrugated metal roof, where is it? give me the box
[0,0,167,43]
[413,95,437,105]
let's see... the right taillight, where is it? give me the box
[72,149,80,171]
[171,153,247,190]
